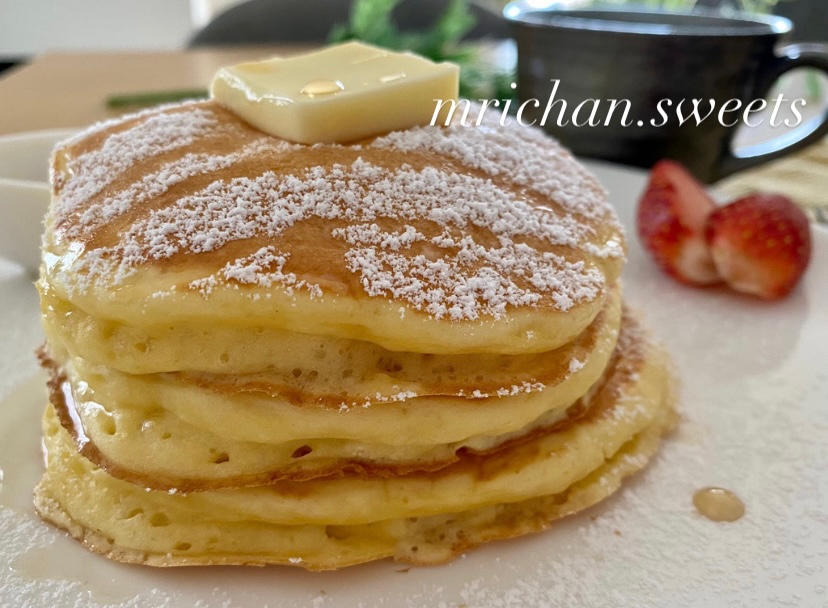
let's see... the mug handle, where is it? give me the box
[714,43,828,181]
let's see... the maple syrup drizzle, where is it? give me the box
[693,487,745,522]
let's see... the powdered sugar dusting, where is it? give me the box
[372,112,616,225]
[334,380,546,411]
[49,102,625,319]
[12,153,827,608]
[71,154,607,319]
[56,107,226,218]
[191,246,323,300]
[69,138,295,236]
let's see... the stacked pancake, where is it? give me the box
[35,101,677,569]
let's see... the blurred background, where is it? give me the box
[0,0,825,201]
[0,0,824,60]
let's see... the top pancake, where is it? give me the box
[42,101,625,354]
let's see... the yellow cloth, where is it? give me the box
[717,137,828,218]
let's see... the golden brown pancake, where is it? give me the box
[38,290,621,491]
[41,101,624,356]
[34,313,677,569]
[35,97,674,570]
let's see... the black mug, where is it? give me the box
[504,3,828,183]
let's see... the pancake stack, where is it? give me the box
[35,100,677,569]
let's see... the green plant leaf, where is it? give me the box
[434,0,477,48]
[351,0,398,39]
[328,23,353,43]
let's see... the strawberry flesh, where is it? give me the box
[637,160,721,285]
[705,193,811,300]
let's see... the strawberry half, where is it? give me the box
[705,193,811,300]
[637,160,721,285]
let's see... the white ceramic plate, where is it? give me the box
[0,129,77,273]
[0,139,826,607]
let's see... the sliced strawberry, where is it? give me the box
[637,160,721,285]
[705,193,811,300]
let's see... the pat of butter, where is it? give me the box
[210,41,459,144]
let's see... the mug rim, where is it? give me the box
[502,2,792,37]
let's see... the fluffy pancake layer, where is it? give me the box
[40,290,621,490]
[41,101,624,356]
[41,283,621,377]
[35,314,677,569]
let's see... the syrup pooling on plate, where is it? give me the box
[0,376,49,511]
[693,487,745,522]
[11,545,146,605]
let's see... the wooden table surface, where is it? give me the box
[0,47,303,135]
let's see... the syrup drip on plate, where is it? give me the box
[0,375,48,510]
[693,487,745,522]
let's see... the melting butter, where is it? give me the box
[300,79,345,98]
[211,41,459,144]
